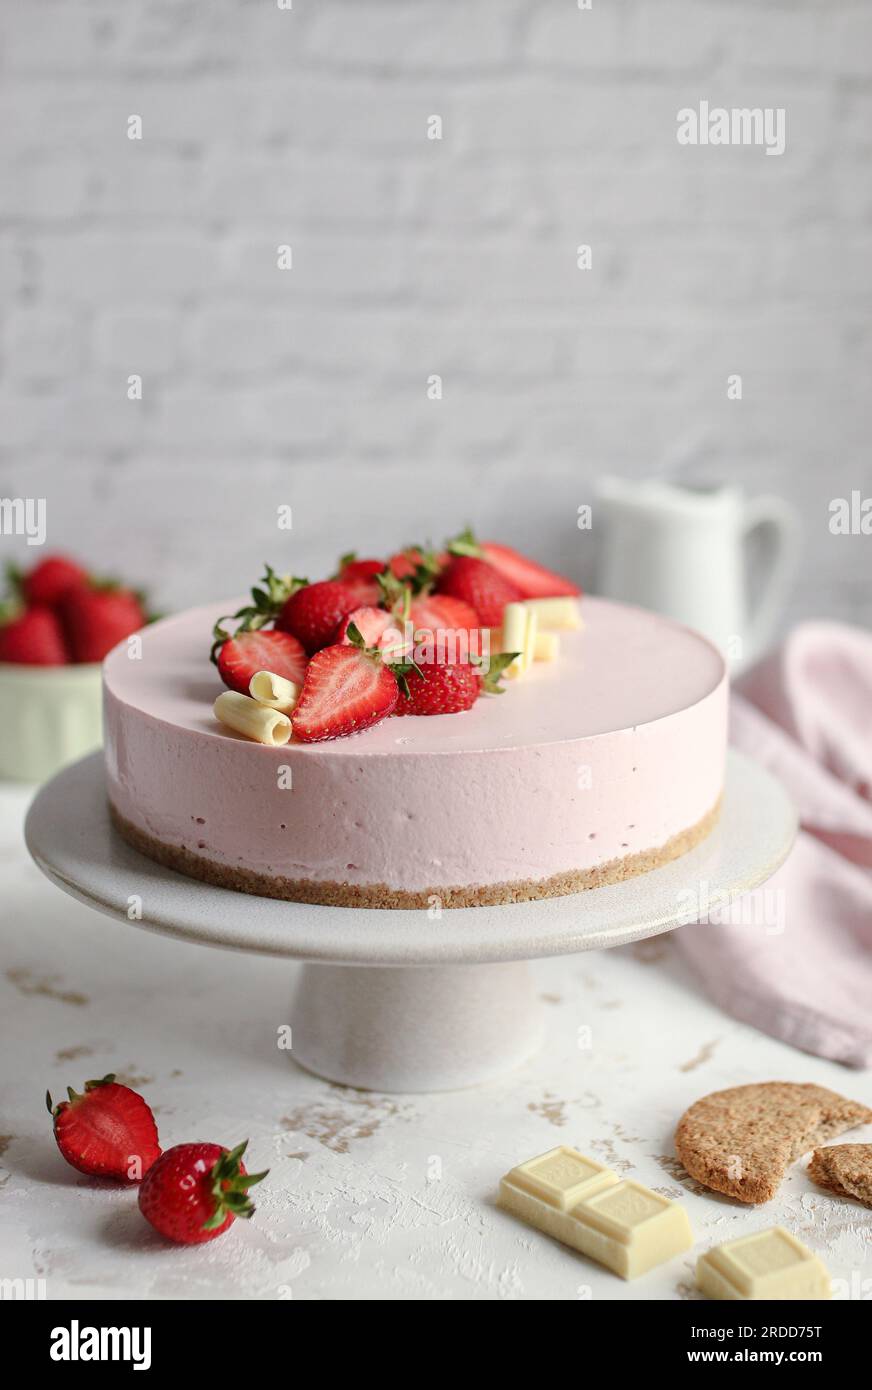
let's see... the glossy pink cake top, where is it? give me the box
[104,596,726,754]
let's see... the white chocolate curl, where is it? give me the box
[214,691,292,745]
[248,669,301,714]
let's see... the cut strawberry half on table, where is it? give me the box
[292,638,400,742]
[138,1140,268,1245]
[449,529,581,599]
[0,606,68,664]
[278,579,363,655]
[215,628,307,695]
[47,1072,161,1182]
[60,585,147,663]
[435,555,523,627]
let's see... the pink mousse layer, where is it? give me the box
[103,597,727,894]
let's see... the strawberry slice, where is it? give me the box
[47,1072,161,1182]
[435,555,522,627]
[292,641,399,742]
[216,628,307,695]
[449,529,580,598]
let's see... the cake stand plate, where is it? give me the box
[25,751,795,1092]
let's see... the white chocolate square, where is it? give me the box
[506,1146,617,1212]
[498,1151,692,1280]
[697,1227,831,1301]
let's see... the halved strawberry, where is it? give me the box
[449,529,580,598]
[335,605,408,654]
[292,641,399,742]
[435,555,522,626]
[47,1072,161,1182]
[277,579,363,655]
[216,628,307,695]
[0,606,68,665]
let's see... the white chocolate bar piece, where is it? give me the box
[523,597,581,630]
[533,630,559,661]
[499,1147,693,1280]
[214,691,292,746]
[249,669,301,714]
[697,1228,830,1301]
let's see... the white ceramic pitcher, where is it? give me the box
[596,479,800,670]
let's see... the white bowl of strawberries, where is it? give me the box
[0,554,149,782]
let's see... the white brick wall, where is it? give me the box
[0,0,869,629]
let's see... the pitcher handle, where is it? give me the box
[742,495,800,667]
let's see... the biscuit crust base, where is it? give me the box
[109,795,721,910]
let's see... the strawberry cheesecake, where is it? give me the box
[103,535,728,909]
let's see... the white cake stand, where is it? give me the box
[25,750,795,1092]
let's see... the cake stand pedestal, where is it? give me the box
[25,751,795,1092]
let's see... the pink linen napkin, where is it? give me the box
[675,623,872,1067]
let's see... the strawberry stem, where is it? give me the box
[203,1140,269,1230]
[210,566,307,663]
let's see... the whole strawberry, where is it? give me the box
[47,1073,161,1182]
[395,651,516,717]
[277,579,362,655]
[0,607,68,665]
[61,585,146,663]
[394,660,482,716]
[435,555,522,627]
[138,1140,268,1245]
[19,554,88,608]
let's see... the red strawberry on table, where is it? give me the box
[0,607,68,664]
[215,628,306,695]
[19,554,88,608]
[47,1073,161,1182]
[435,555,522,627]
[449,529,580,599]
[292,637,400,742]
[138,1140,268,1245]
[278,579,362,655]
[61,585,146,663]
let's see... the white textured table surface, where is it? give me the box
[2,784,870,1302]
